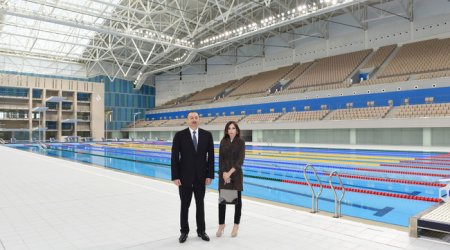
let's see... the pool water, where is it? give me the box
[10,142,450,227]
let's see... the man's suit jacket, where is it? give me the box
[171,128,215,187]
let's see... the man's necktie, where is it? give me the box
[192,131,197,151]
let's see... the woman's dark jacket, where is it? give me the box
[218,137,245,191]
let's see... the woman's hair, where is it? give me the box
[223,121,241,140]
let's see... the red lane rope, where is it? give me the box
[337,173,445,187]
[418,159,450,162]
[380,163,450,171]
[400,161,450,166]
[423,154,450,160]
[355,167,449,177]
[282,180,442,203]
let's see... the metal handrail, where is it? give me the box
[303,164,323,213]
[438,178,450,202]
[329,171,345,218]
[38,142,48,150]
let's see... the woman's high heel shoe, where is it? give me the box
[216,224,225,237]
[231,224,239,237]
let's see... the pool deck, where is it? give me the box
[0,145,449,250]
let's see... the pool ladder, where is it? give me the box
[303,165,346,217]
[303,164,323,213]
[329,171,345,218]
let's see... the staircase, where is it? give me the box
[383,106,400,118]
[347,49,375,83]
[371,46,401,79]
[321,110,335,120]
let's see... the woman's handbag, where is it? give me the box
[219,189,238,205]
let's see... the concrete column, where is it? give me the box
[410,21,415,41]
[326,39,330,56]
[350,129,356,145]
[295,129,301,143]
[73,91,77,137]
[364,30,368,49]
[252,130,262,142]
[218,130,224,141]
[28,88,33,141]
[423,128,431,146]
[42,89,47,141]
[57,90,62,141]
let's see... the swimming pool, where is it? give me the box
[10,142,449,227]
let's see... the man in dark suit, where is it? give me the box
[171,111,215,243]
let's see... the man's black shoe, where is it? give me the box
[179,233,188,243]
[197,232,210,241]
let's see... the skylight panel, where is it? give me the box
[0,0,121,60]
[0,33,33,51]
[33,40,66,52]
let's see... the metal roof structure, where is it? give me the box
[0,0,413,86]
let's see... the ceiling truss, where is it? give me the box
[0,0,414,85]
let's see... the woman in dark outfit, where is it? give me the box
[216,121,245,238]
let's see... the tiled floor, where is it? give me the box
[0,145,449,250]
